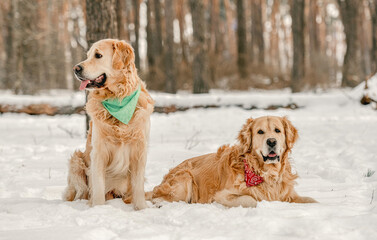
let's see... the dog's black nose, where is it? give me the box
[267,138,277,148]
[73,65,83,74]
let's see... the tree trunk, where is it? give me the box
[69,0,86,90]
[308,0,320,56]
[189,0,209,93]
[215,0,225,56]
[61,2,73,90]
[146,0,154,69]
[371,0,377,73]
[48,0,60,89]
[17,0,40,94]
[86,0,118,47]
[338,0,363,87]
[269,0,280,70]
[164,0,176,93]
[251,0,264,65]
[132,0,140,69]
[0,3,5,86]
[291,0,305,93]
[307,0,321,79]
[85,0,118,131]
[55,0,67,89]
[125,0,132,41]
[236,0,248,79]
[177,0,188,64]
[154,0,163,55]
[4,0,15,89]
[208,0,220,84]
[359,3,370,77]
[224,0,237,57]
[116,0,127,40]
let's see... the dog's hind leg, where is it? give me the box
[63,150,89,201]
[289,192,318,204]
[213,189,257,208]
[63,122,93,201]
[151,170,195,204]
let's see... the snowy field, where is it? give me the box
[0,88,377,240]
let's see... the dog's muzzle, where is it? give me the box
[73,65,107,90]
[263,138,280,162]
[263,151,280,162]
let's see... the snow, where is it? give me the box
[1,89,377,239]
[352,74,377,103]
[0,88,363,109]
[0,89,85,108]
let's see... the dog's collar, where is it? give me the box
[102,85,141,125]
[243,159,264,187]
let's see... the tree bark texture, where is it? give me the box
[17,0,40,94]
[86,0,118,47]
[338,0,364,87]
[291,0,305,93]
[177,0,188,64]
[370,0,377,73]
[85,0,118,131]
[116,0,127,40]
[208,0,220,84]
[251,0,264,65]
[164,0,176,93]
[189,0,209,93]
[132,0,140,69]
[4,0,15,90]
[154,0,163,56]
[146,0,154,68]
[236,0,248,79]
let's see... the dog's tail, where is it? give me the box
[63,150,89,201]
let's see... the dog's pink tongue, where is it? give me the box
[79,80,90,90]
[268,153,277,157]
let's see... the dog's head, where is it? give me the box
[238,116,298,165]
[73,39,136,94]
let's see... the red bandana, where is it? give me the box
[243,159,264,187]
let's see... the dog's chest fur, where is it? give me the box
[106,142,130,177]
[245,170,292,201]
[91,122,131,193]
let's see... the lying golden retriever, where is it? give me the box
[63,39,154,209]
[148,116,317,207]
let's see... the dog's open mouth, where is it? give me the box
[77,73,107,90]
[262,151,280,162]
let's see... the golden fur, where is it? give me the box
[63,39,154,209]
[148,116,317,207]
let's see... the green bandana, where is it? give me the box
[102,85,141,124]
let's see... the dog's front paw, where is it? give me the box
[301,196,318,203]
[90,196,106,206]
[151,198,164,208]
[293,196,318,204]
[134,201,148,210]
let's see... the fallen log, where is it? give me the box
[0,103,300,116]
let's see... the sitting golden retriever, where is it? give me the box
[63,39,154,209]
[148,116,317,207]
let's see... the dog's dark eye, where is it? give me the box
[95,53,102,59]
[258,130,264,134]
[275,128,281,133]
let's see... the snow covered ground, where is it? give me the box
[0,85,372,110]
[0,89,377,240]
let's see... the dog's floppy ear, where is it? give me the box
[112,40,135,70]
[282,116,298,150]
[237,118,254,154]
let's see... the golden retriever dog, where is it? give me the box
[148,116,317,207]
[63,39,154,209]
